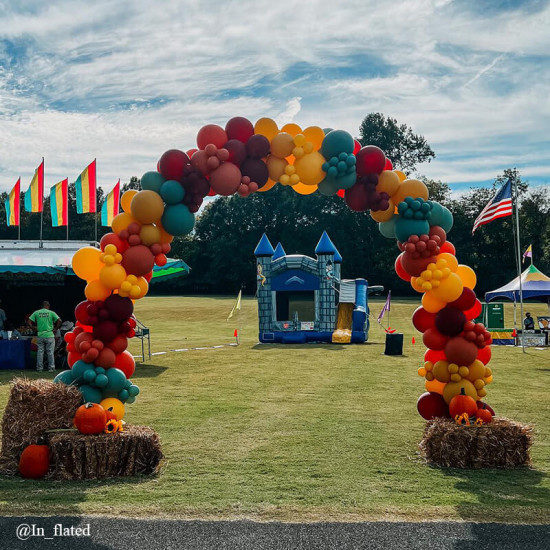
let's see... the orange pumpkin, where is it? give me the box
[476,407,493,424]
[74,403,107,434]
[449,388,478,418]
[476,401,495,416]
[19,444,50,479]
[104,407,117,422]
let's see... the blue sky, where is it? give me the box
[0,0,549,196]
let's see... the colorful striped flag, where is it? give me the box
[472,179,513,234]
[523,244,533,263]
[101,180,120,226]
[50,179,69,227]
[24,159,44,212]
[75,159,97,214]
[4,178,21,226]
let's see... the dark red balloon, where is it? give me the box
[224,139,247,166]
[344,182,369,212]
[121,245,155,277]
[104,294,134,322]
[429,226,446,245]
[400,253,433,277]
[240,158,269,187]
[449,287,477,311]
[412,307,436,333]
[108,335,128,354]
[423,327,449,350]
[435,307,466,337]
[225,117,254,143]
[395,254,411,282]
[246,134,270,159]
[356,146,386,176]
[93,320,119,344]
[417,392,449,420]
[445,336,478,366]
[75,300,92,325]
[158,149,190,182]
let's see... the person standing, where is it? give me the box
[28,301,62,372]
[523,312,535,331]
[0,299,7,339]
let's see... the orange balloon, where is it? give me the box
[281,123,302,137]
[156,222,174,244]
[112,212,137,234]
[266,155,288,181]
[431,273,463,303]
[130,190,164,224]
[292,182,318,195]
[270,133,294,158]
[72,247,103,281]
[370,201,395,222]
[425,379,446,395]
[456,265,477,289]
[377,171,400,197]
[121,190,138,213]
[410,276,425,293]
[437,252,459,272]
[85,279,111,301]
[392,179,429,204]
[422,292,447,313]
[254,118,279,141]
[394,170,407,182]
[99,264,127,289]
[257,178,277,193]
[302,126,325,150]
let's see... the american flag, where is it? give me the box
[472,179,513,234]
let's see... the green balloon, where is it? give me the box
[379,215,398,239]
[395,218,430,242]
[128,385,140,397]
[126,396,136,404]
[54,370,74,385]
[118,389,130,402]
[160,180,185,205]
[318,178,339,196]
[83,369,96,384]
[71,360,95,382]
[94,374,109,388]
[141,171,165,193]
[429,202,454,233]
[161,204,195,236]
[80,385,103,404]
[105,368,127,394]
[321,130,354,159]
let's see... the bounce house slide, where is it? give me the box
[332,303,354,343]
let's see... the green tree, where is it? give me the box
[358,113,435,172]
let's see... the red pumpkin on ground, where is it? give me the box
[74,403,107,434]
[19,444,50,479]
[449,388,478,418]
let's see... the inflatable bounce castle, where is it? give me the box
[255,232,369,344]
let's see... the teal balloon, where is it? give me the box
[395,218,430,242]
[128,385,140,397]
[161,204,195,236]
[322,127,334,134]
[71,360,95,383]
[429,201,454,233]
[105,368,127,394]
[141,171,165,193]
[321,130,355,159]
[126,396,136,404]
[83,369,96,384]
[160,180,185,205]
[95,367,106,375]
[337,172,357,190]
[80,385,103,404]
[54,370,74,385]
[318,178,339,196]
[118,389,130,402]
[94,374,109,388]
[379,215,398,239]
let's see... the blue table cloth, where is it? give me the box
[0,340,31,369]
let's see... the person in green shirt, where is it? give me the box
[28,301,62,372]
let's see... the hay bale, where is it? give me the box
[47,425,164,480]
[419,417,534,469]
[0,378,82,474]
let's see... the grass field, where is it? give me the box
[1,296,550,522]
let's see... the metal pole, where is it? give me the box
[513,177,525,353]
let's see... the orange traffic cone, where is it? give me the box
[412,337,416,344]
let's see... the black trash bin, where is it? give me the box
[384,332,403,356]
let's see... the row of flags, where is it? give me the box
[3,159,120,228]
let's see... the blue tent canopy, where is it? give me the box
[485,264,550,303]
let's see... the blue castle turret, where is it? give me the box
[315,231,337,333]
[254,233,275,335]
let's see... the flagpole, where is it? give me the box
[39,157,44,244]
[513,177,525,353]
[94,158,98,243]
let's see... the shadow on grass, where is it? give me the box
[252,343,346,351]
[132,365,169,378]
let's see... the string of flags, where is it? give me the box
[3,158,121,228]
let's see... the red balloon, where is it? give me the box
[337,189,345,198]
[100,232,128,253]
[417,392,449,420]
[144,271,153,282]
[344,183,369,212]
[412,307,436,333]
[74,300,92,325]
[64,331,76,344]
[422,327,449,350]
[225,117,254,143]
[108,335,128,354]
[93,320,119,343]
[114,350,135,378]
[104,294,134,322]
[209,162,242,196]
[95,347,116,368]
[400,253,433,277]
[186,148,198,158]
[356,146,386,176]
[74,332,93,353]
[439,241,455,255]
[477,345,492,365]
[208,187,216,196]
[435,306,466,337]
[384,158,393,171]
[464,299,482,321]
[449,287,477,311]
[353,140,361,154]
[67,351,82,367]
[445,336,478,366]
[190,150,210,175]
[424,349,447,363]
[224,139,247,166]
[197,124,228,150]
[395,253,411,281]
[158,149,190,182]
[121,245,155,277]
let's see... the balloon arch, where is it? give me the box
[59,117,493,422]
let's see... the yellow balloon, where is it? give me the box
[377,171,400,197]
[266,155,288,181]
[85,279,111,301]
[370,200,395,222]
[467,360,485,382]
[292,182,318,195]
[99,264,127,289]
[72,247,103,281]
[431,273,463,303]
[433,360,451,383]
[293,151,325,186]
[257,178,277,193]
[121,190,138,214]
[156,222,174,244]
[437,252,459,272]
[112,212,138,234]
[456,264,477,289]
[281,123,302,137]
[135,277,149,299]
[270,133,295,158]
[443,379,478,404]
[131,190,164,224]
[140,224,161,246]
[392,179,429,204]
[254,117,279,141]
[422,291,447,313]
[425,378,446,395]
[302,126,325,150]
[394,170,407,182]
[100,398,125,421]
[410,276,425,293]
